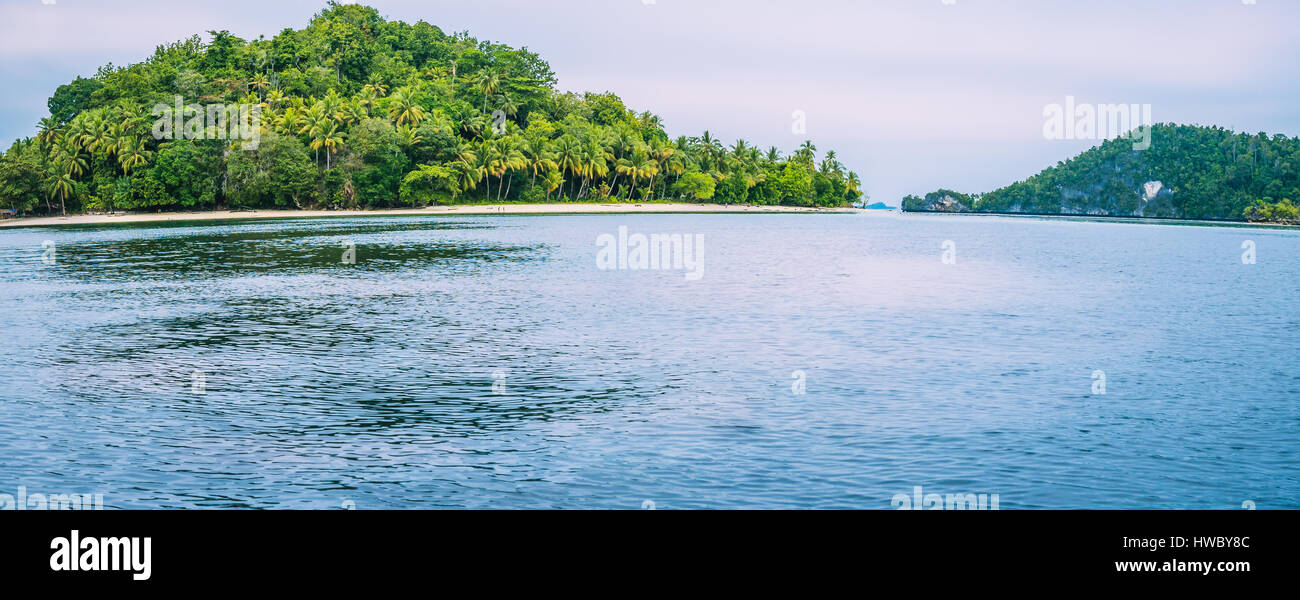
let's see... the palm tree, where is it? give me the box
[116,103,149,137]
[320,90,346,123]
[81,111,114,158]
[118,137,153,175]
[473,69,502,113]
[553,135,583,200]
[356,87,379,116]
[62,120,87,156]
[819,150,841,176]
[299,108,330,165]
[387,87,426,127]
[498,92,520,120]
[638,111,663,132]
[846,171,862,198]
[321,123,345,169]
[635,154,660,200]
[542,169,563,202]
[730,139,749,160]
[610,130,637,160]
[73,110,102,151]
[461,114,489,140]
[604,136,630,196]
[102,122,128,161]
[396,124,422,151]
[618,151,659,200]
[265,89,287,108]
[495,136,527,201]
[347,101,370,127]
[478,140,502,200]
[449,160,484,202]
[697,130,724,171]
[526,140,557,190]
[447,141,478,169]
[278,106,303,137]
[36,117,63,157]
[659,149,686,198]
[50,140,87,178]
[796,140,817,165]
[576,140,611,201]
[250,74,271,100]
[646,142,675,200]
[47,172,75,216]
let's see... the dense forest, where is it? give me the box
[903,124,1300,223]
[0,2,862,216]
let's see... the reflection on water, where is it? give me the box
[10,219,541,282]
[0,214,1297,509]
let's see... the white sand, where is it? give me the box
[0,203,859,228]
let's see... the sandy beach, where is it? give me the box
[0,203,859,229]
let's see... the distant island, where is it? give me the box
[903,124,1300,224]
[0,2,863,219]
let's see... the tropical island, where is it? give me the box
[903,124,1300,225]
[0,2,864,221]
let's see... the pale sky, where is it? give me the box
[2,0,1297,204]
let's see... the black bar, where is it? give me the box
[3,510,1289,589]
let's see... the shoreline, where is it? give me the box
[901,209,1300,228]
[0,203,860,229]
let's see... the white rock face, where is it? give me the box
[1143,181,1164,200]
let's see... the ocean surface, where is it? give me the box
[0,212,1296,509]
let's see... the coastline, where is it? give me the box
[900,209,1300,228]
[0,203,860,229]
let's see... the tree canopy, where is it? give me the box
[2,2,862,215]
[903,124,1300,223]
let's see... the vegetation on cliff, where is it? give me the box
[903,124,1300,223]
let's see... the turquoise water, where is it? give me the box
[0,213,1296,509]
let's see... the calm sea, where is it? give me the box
[0,212,1296,509]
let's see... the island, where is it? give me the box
[902,124,1300,225]
[0,2,864,222]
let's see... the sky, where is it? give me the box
[1,0,1298,204]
